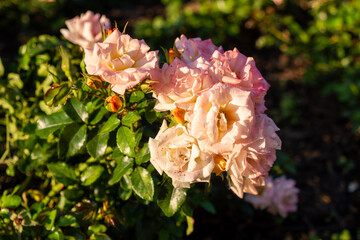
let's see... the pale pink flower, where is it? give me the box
[245,177,275,209]
[188,83,255,155]
[84,30,158,95]
[270,176,299,217]
[226,114,281,198]
[175,35,224,63]
[210,48,270,113]
[148,121,214,188]
[151,57,216,111]
[60,11,111,49]
[245,176,299,218]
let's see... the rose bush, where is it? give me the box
[0,10,290,239]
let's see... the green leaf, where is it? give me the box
[30,202,44,219]
[157,178,187,217]
[0,195,21,208]
[135,143,150,165]
[48,227,64,240]
[200,201,216,215]
[81,165,104,186]
[116,126,136,157]
[45,209,57,230]
[89,107,108,125]
[88,224,107,235]
[98,114,120,134]
[44,86,61,106]
[36,111,74,138]
[63,97,89,123]
[89,233,112,240]
[53,84,71,106]
[86,133,109,159]
[145,102,157,124]
[62,188,84,201]
[57,215,77,227]
[122,111,141,126]
[134,128,143,148]
[108,156,134,185]
[86,98,103,114]
[129,91,145,103]
[48,162,77,186]
[58,124,87,158]
[131,167,154,201]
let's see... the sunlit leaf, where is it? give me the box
[81,165,105,186]
[63,97,89,123]
[108,156,134,185]
[116,126,136,157]
[122,111,141,126]
[36,111,74,138]
[131,167,154,201]
[58,123,87,158]
[48,162,77,186]
[86,133,109,159]
[157,178,187,217]
[98,114,120,134]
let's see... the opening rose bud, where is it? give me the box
[213,156,227,175]
[86,75,103,90]
[168,48,181,64]
[106,95,122,112]
[107,28,118,37]
[172,107,186,124]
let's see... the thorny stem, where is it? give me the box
[86,91,107,101]
[0,113,10,164]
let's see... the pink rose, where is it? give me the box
[175,35,224,63]
[148,121,214,188]
[189,83,255,155]
[210,48,270,113]
[270,176,299,217]
[60,11,111,49]
[151,57,216,111]
[84,30,158,95]
[245,176,299,217]
[226,114,281,197]
[244,178,274,209]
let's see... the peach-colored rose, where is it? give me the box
[245,176,299,218]
[188,83,255,155]
[175,35,224,63]
[149,121,214,188]
[60,11,111,49]
[84,30,158,95]
[226,114,281,197]
[210,48,270,113]
[151,57,216,111]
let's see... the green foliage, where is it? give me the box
[134,0,271,49]
[253,0,360,130]
[0,29,212,239]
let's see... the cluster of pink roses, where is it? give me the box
[245,176,299,217]
[148,36,281,198]
[61,11,282,199]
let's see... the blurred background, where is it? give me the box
[1,0,360,239]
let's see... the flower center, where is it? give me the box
[212,155,227,175]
